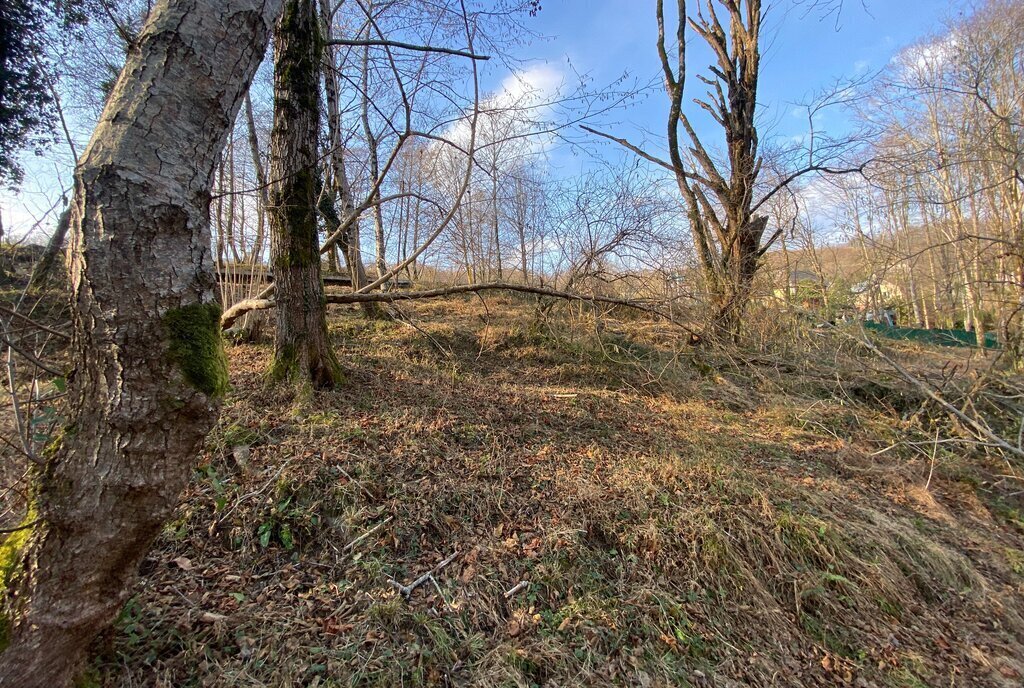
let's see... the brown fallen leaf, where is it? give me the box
[173,556,193,571]
[998,665,1021,679]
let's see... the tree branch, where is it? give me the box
[324,38,489,61]
[580,125,675,172]
[751,161,870,215]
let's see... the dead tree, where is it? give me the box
[662,0,766,339]
[588,1,863,340]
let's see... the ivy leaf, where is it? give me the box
[258,522,272,548]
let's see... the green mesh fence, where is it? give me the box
[862,321,1000,349]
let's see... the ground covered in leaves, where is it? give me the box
[91,298,1024,687]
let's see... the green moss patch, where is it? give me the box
[163,302,229,398]
[0,506,36,652]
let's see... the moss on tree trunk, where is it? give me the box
[268,0,342,389]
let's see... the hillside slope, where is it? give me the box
[96,299,1024,687]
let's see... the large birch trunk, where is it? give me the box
[268,0,342,388]
[0,1,281,685]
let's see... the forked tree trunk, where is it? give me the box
[268,0,342,388]
[656,0,766,343]
[711,216,768,339]
[0,2,281,685]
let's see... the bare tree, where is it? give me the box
[663,0,766,338]
[586,0,769,339]
[319,0,379,316]
[586,1,868,340]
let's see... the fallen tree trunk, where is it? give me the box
[221,281,699,338]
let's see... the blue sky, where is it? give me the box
[1,1,969,240]
[481,0,968,173]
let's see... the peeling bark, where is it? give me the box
[0,1,281,685]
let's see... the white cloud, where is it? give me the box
[438,64,567,163]
[493,65,564,108]
[893,32,960,77]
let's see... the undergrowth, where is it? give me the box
[82,297,1024,687]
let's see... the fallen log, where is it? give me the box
[221,281,699,340]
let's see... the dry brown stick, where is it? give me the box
[212,458,293,531]
[764,293,1024,466]
[0,304,71,341]
[0,331,64,377]
[343,516,393,553]
[0,519,40,535]
[325,38,489,61]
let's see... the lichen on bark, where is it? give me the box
[163,303,230,398]
[0,505,37,652]
[270,166,319,272]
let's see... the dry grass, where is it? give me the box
[12,296,1024,687]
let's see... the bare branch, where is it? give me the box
[324,38,489,61]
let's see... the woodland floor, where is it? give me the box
[10,294,1024,687]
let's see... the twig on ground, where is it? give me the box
[343,516,393,553]
[504,581,529,599]
[334,462,376,502]
[388,550,460,600]
[430,575,452,610]
[213,458,293,531]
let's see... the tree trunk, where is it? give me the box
[359,19,389,288]
[268,0,342,388]
[28,208,71,288]
[0,2,280,685]
[519,220,530,285]
[319,0,379,317]
[244,92,269,256]
[232,92,269,342]
[712,215,767,339]
[492,165,502,281]
[657,0,766,343]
